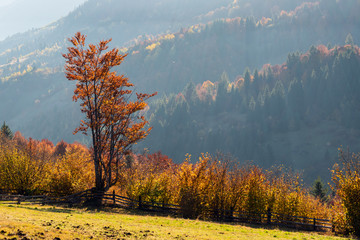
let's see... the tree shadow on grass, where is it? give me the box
[6,204,74,214]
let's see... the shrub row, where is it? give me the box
[2,131,360,236]
[0,132,93,196]
[119,152,329,220]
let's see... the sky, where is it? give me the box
[0,0,88,40]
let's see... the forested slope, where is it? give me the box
[141,44,360,182]
[0,0,359,159]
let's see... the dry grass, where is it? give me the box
[0,202,352,240]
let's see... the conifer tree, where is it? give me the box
[1,122,13,139]
[311,177,327,202]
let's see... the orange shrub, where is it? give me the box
[331,149,360,235]
[121,152,176,204]
[48,142,93,195]
[117,152,331,221]
[0,148,47,194]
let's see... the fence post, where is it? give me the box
[313,218,316,231]
[228,207,234,222]
[138,196,142,210]
[113,190,116,205]
[267,208,271,225]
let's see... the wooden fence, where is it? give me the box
[0,189,333,232]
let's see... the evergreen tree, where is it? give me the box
[245,16,256,32]
[267,81,287,131]
[252,69,260,96]
[243,68,251,99]
[311,177,328,202]
[345,33,354,46]
[1,122,13,139]
[244,68,251,91]
[218,71,230,97]
[182,81,198,105]
[287,78,305,122]
[216,72,230,112]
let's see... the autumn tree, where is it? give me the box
[0,147,46,195]
[63,32,156,193]
[332,148,360,236]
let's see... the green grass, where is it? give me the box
[0,202,352,240]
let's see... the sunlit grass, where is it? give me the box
[0,202,351,240]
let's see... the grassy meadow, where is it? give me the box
[0,202,351,240]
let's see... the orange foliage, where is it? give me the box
[300,53,310,63]
[175,93,186,103]
[280,2,320,18]
[331,149,360,235]
[259,17,272,26]
[280,10,289,17]
[317,45,330,57]
[120,151,176,204]
[13,131,27,148]
[270,65,283,77]
[49,141,93,195]
[233,77,244,90]
[54,140,68,156]
[63,32,156,192]
[135,151,174,173]
[117,153,330,220]
[196,80,216,101]
[0,130,95,195]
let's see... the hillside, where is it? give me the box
[119,1,360,95]
[0,0,233,142]
[141,44,360,183]
[0,0,359,143]
[0,0,232,53]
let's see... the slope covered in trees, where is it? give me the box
[0,0,315,52]
[119,0,360,94]
[141,44,360,183]
[0,0,359,142]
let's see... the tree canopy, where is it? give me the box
[63,32,156,193]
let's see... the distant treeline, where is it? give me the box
[142,44,360,182]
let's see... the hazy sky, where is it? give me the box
[0,0,88,40]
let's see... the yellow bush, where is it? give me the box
[117,152,330,222]
[332,149,360,235]
[122,152,176,204]
[48,143,93,195]
[0,148,46,194]
[176,154,213,218]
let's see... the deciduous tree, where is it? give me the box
[332,148,360,236]
[63,32,156,193]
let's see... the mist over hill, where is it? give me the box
[0,0,233,53]
[0,0,235,142]
[0,0,360,182]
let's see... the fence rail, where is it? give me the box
[0,189,332,232]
